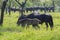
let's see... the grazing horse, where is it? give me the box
[17,15,26,26]
[17,18,41,29]
[26,13,54,30]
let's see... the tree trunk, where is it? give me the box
[0,0,8,25]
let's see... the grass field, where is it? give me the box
[0,12,60,40]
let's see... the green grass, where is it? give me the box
[0,12,60,40]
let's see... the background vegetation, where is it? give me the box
[0,0,60,40]
[0,0,60,11]
[0,12,60,40]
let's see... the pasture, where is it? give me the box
[0,12,60,40]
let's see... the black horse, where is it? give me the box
[26,13,54,30]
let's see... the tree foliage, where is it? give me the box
[0,0,60,9]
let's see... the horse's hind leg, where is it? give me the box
[50,26,53,31]
[49,22,53,31]
[45,22,48,30]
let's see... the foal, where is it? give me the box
[17,18,41,29]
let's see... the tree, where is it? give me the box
[15,0,27,16]
[0,0,8,25]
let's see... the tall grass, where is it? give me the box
[0,12,60,40]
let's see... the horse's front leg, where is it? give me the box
[36,24,40,29]
[32,24,37,29]
[26,24,30,29]
[21,23,25,28]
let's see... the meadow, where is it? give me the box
[0,12,60,40]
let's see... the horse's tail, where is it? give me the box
[49,15,54,30]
